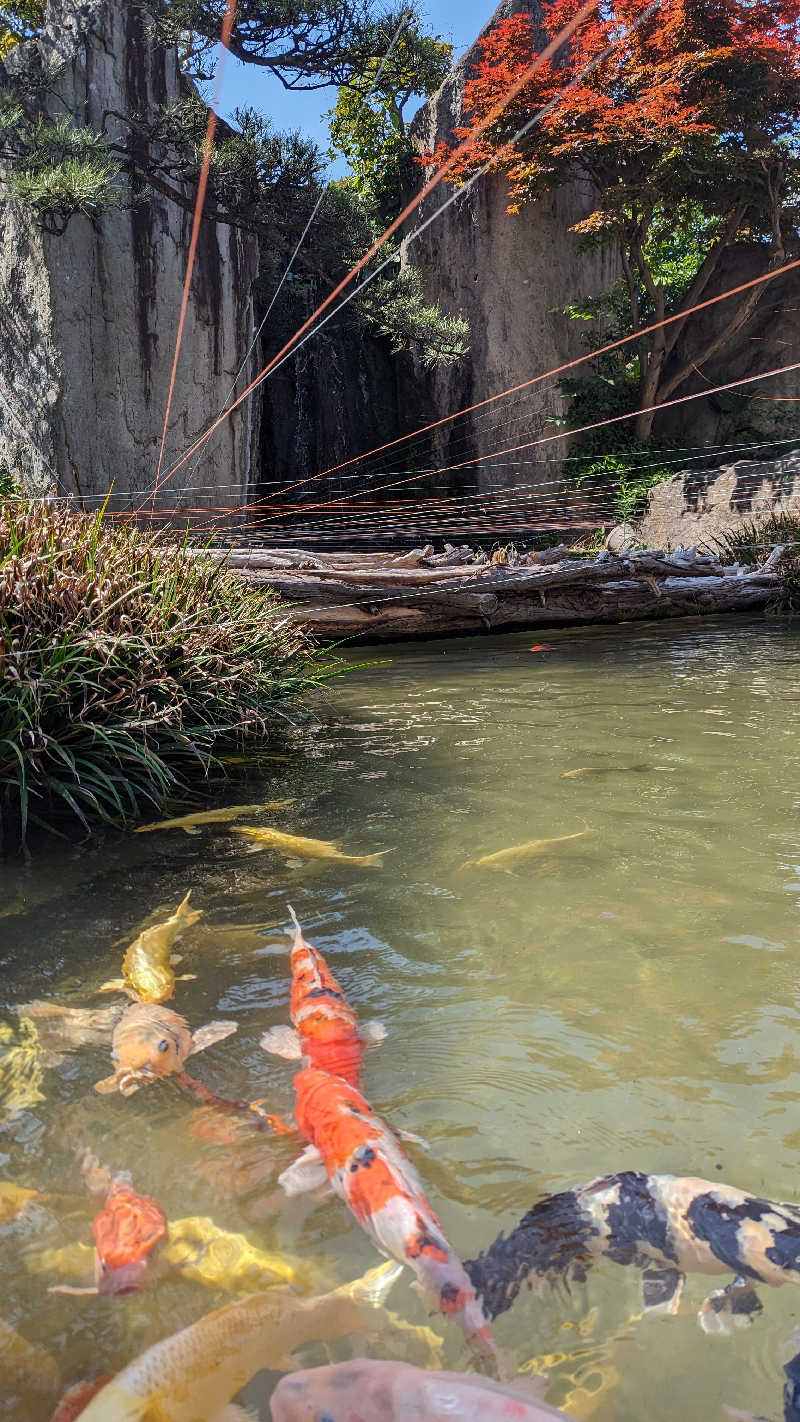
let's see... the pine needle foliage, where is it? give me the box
[0,503,333,853]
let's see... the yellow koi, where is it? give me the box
[461,830,594,875]
[561,765,651,778]
[231,825,388,869]
[98,892,202,1003]
[76,1263,440,1420]
[0,1017,45,1118]
[0,1317,61,1417]
[135,801,295,835]
[0,1181,42,1225]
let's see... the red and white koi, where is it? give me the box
[279,1067,500,1371]
[260,906,385,1088]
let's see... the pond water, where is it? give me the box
[2,613,800,1420]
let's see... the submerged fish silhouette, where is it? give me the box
[231,825,388,868]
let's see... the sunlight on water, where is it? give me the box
[1,614,800,1419]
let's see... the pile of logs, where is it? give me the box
[206,541,791,642]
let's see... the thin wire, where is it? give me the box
[180,6,416,490]
[153,0,238,493]
[187,356,800,530]
[148,0,607,501]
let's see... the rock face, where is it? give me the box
[0,0,259,507]
[405,0,619,493]
[618,448,800,551]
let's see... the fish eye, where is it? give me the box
[158,1039,170,1053]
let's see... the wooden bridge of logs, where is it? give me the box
[203,541,791,642]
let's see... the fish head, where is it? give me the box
[95,1005,193,1094]
[92,1183,167,1295]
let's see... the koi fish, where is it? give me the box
[231,825,388,868]
[98,891,201,1003]
[94,1003,236,1096]
[272,1359,569,1422]
[0,1017,45,1116]
[50,1380,114,1422]
[460,829,594,875]
[48,1151,167,1299]
[0,1180,43,1225]
[466,1170,800,1335]
[40,1208,302,1297]
[0,1321,61,1422]
[11,1002,122,1064]
[135,801,295,835]
[280,1067,500,1370]
[260,905,386,1087]
[68,1261,439,1421]
[561,765,651,778]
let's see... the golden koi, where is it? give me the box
[260,905,385,1087]
[94,1004,236,1096]
[0,1181,43,1225]
[73,1262,438,1421]
[561,765,651,778]
[98,892,201,1003]
[282,1068,500,1371]
[232,825,388,868]
[0,1317,61,1416]
[0,1017,45,1117]
[135,801,295,835]
[461,829,594,875]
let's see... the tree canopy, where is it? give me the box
[0,0,467,366]
[428,0,800,439]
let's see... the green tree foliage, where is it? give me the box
[328,23,451,218]
[0,0,465,366]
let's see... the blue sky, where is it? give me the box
[216,0,493,177]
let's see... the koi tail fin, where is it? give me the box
[286,903,302,944]
[177,891,203,928]
[355,850,392,869]
[336,1260,404,1309]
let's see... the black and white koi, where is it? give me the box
[466,1171,800,1335]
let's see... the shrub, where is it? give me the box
[0,502,332,852]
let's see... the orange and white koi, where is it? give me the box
[280,1067,500,1371]
[260,906,385,1088]
[49,1153,167,1299]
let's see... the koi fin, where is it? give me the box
[180,825,201,836]
[641,1267,684,1315]
[394,1128,431,1152]
[337,1260,404,1308]
[355,850,391,869]
[96,979,126,994]
[94,1072,123,1095]
[260,1026,304,1060]
[188,1021,238,1056]
[698,1277,763,1335]
[360,1019,387,1047]
[278,1144,329,1197]
[176,974,198,982]
[171,954,182,965]
[48,1284,100,1295]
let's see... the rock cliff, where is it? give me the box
[0,0,259,507]
[405,0,619,493]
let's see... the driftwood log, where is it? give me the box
[202,542,790,642]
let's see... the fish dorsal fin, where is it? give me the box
[188,1021,238,1056]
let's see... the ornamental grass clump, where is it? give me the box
[0,502,330,851]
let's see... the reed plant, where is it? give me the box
[0,501,332,851]
[711,512,800,612]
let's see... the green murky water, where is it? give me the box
[2,614,800,1419]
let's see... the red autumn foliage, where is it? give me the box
[422,0,800,438]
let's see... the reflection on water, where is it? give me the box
[1,615,800,1418]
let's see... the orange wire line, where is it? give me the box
[152,0,238,493]
[183,354,800,535]
[147,0,600,500]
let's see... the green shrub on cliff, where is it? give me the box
[0,502,332,852]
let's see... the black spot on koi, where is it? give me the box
[349,1146,377,1173]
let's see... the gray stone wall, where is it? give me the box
[405,0,620,493]
[0,0,260,508]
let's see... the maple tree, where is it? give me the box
[426,0,800,440]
